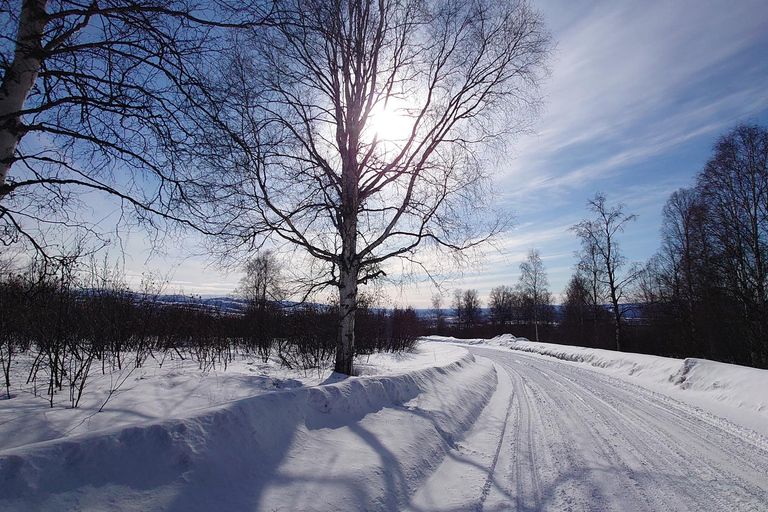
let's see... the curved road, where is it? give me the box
[415,347,768,511]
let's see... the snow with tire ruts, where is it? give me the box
[3,337,768,511]
[413,346,768,511]
[427,334,768,436]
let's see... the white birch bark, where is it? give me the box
[0,0,48,195]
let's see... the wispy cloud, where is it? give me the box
[504,0,768,198]
[433,0,768,307]
[110,0,768,308]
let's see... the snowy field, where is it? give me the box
[1,342,496,511]
[0,344,464,452]
[2,337,768,511]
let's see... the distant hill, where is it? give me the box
[149,297,643,320]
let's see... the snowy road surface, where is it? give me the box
[3,342,768,511]
[412,346,768,511]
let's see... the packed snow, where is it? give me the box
[428,334,768,437]
[2,337,768,511]
[422,344,768,511]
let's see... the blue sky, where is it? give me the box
[118,0,768,307]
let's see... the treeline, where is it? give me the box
[0,257,422,406]
[429,285,558,342]
[426,287,613,349]
[429,124,768,370]
[426,249,559,341]
[560,123,768,368]
[633,124,768,368]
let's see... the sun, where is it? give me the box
[366,99,414,145]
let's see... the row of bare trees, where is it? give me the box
[558,124,768,368]
[429,248,555,340]
[0,255,175,406]
[635,124,768,368]
[0,254,422,406]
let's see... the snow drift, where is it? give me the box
[0,345,496,512]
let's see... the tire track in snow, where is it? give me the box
[549,364,768,509]
[536,363,722,511]
[466,347,768,511]
[476,370,514,512]
[507,371,543,511]
[513,363,646,510]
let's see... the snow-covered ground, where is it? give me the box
[428,334,768,437]
[2,337,768,511]
[0,344,463,452]
[416,344,768,511]
[1,343,495,511]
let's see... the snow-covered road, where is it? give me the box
[413,347,768,511]
[4,341,768,511]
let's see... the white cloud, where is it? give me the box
[93,0,768,308]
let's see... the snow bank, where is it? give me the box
[492,335,688,388]
[426,335,768,437]
[0,342,497,512]
[0,342,467,452]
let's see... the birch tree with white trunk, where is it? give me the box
[191,0,552,375]
[571,193,639,352]
[518,247,549,341]
[0,0,264,255]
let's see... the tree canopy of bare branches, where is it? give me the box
[518,247,549,341]
[489,284,517,326]
[697,124,768,365]
[452,288,482,331]
[631,124,768,367]
[191,0,552,374]
[571,192,638,351]
[0,0,266,257]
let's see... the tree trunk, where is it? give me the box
[612,298,622,352]
[0,0,48,193]
[336,262,358,375]
[335,181,359,375]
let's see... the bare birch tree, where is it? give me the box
[0,1,265,256]
[518,247,549,341]
[191,0,552,374]
[430,293,446,334]
[571,192,638,351]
